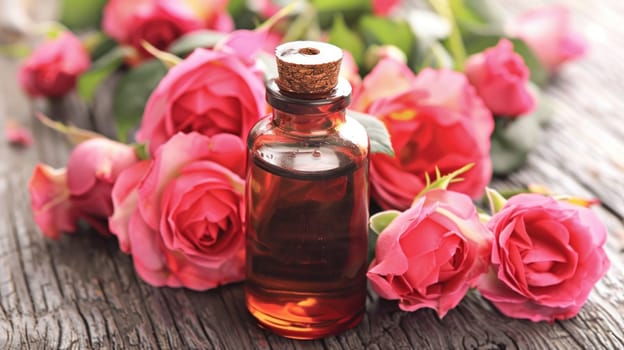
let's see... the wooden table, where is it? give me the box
[1,0,623,348]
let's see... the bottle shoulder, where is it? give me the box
[247,116,369,177]
[248,115,369,150]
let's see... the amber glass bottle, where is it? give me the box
[245,41,369,339]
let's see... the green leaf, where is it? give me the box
[85,33,117,61]
[462,33,499,55]
[359,16,415,62]
[132,143,150,160]
[169,30,228,56]
[113,60,168,142]
[490,85,551,175]
[348,110,394,156]
[368,227,379,263]
[369,210,401,235]
[311,0,370,12]
[490,114,542,175]
[490,136,529,176]
[227,0,246,19]
[59,0,107,30]
[328,15,364,66]
[311,0,371,28]
[485,187,507,214]
[77,46,129,102]
[368,210,401,262]
[451,0,503,27]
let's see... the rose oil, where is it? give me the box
[245,41,369,339]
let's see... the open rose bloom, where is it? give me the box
[109,132,246,290]
[368,189,493,317]
[477,194,610,322]
[136,48,266,155]
[354,59,493,210]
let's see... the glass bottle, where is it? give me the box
[245,41,369,339]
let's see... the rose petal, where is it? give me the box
[5,121,33,146]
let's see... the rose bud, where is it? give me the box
[477,193,610,322]
[465,39,536,117]
[28,164,79,239]
[18,32,90,98]
[368,189,493,317]
[508,5,587,73]
[66,137,139,234]
[109,132,246,290]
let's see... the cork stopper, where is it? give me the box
[275,41,343,98]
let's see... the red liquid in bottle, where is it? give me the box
[246,148,368,338]
[245,77,369,339]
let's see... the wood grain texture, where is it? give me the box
[1,0,624,349]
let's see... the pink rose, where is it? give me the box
[136,48,265,155]
[477,194,610,322]
[509,5,587,73]
[103,0,232,57]
[465,39,535,117]
[28,165,78,239]
[354,59,493,210]
[66,137,139,234]
[372,0,400,16]
[368,189,492,317]
[18,32,90,97]
[109,132,246,290]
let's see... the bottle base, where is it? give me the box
[247,301,364,340]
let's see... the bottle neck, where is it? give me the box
[265,78,351,135]
[272,109,346,134]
